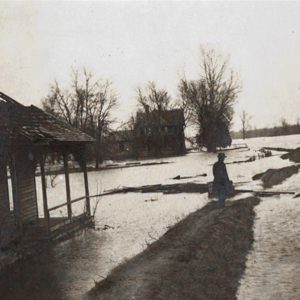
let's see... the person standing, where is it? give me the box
[212,153,232,207]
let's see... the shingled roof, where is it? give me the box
[0,92,94,144]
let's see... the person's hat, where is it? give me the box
[217,152,226,159]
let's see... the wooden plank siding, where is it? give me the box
[14,150,38,224]
[0,162,16,246]
[0,161,10,221]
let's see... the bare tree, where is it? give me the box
[115,116,139,159]
[135,82,173,156]
[137,81,172,112]
[280,118,289,135]
[240,110,251,139]
[178,47,241,152]
[42,68,118,168]
[175,93,193,128]
[42,81,73,125]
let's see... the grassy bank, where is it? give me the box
[88,197,260,300]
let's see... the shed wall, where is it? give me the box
[14,151,38,223]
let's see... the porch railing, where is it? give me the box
[47,196,90,231]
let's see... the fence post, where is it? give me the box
[40,155,50,233]
[82,158,91,216]
[63,153,72,220]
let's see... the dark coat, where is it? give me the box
[212,161,232,197]
[213,161,229,184]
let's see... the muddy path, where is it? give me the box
[89,197,260,300]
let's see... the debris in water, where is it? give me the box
[102,225,114,231]
[171,173,207,180]
[281,147,300,163]
[253,165,300,188]
[104,182,208,195]
[145,198,158,202]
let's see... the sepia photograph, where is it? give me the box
[0,1,300,299]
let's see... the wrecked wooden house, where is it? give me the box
[0,92,95,247]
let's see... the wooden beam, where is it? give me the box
[82,157,91,216]
[262,147,294,152]
[63,153,72,220]
[40,156,50,233]
[235,189,295,196]
[48,195,86,212]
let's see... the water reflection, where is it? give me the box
[0,230,106,300]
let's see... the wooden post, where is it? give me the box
[63,153,72,220]
[33,161,39,219]
[0,161,10,219]
[40,156,50,233]
[82,157,91,216]
[10,155,23,234]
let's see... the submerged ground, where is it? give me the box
[0,134,300,299]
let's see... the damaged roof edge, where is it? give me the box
[29,105,95,143]
[0,91,95,144]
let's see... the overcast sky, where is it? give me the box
[1,1,300,131]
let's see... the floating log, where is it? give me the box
[171,173,207,180]
[235,189,294,197]
[226,158,253,165]
[262,147,295,152]
[103,182,208,196]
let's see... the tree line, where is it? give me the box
[42,47,241,165]
[232,119,300,140]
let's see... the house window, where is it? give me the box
[119,142,125,151]
[125,143,130,151]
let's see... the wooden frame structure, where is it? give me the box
[0,92,95,246]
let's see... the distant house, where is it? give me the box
[0,92,94,247]
[134,109,186,158]
[104,130,136,160]
[102,109,186,161]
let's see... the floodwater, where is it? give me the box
[1,134,300,299]
[237,194,300,300]
[236,135,300,300]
